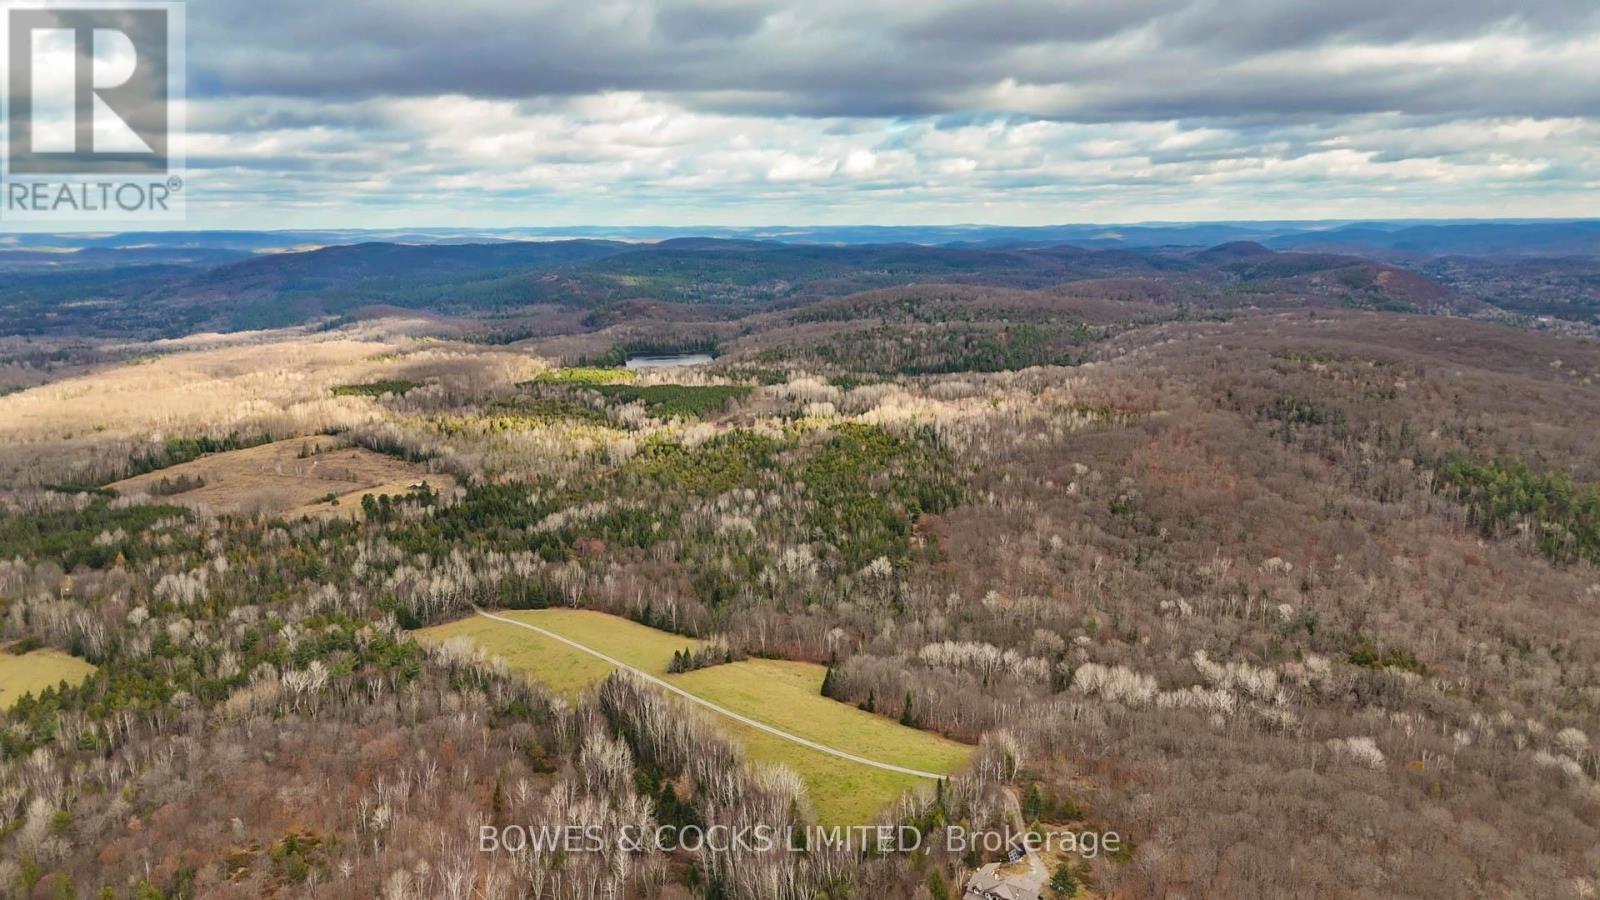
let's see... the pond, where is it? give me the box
[624,353,714,370]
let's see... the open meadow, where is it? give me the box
[0,648,96,710]
[0,329,546,487]
[416,608,974,824]
[416,608,700,694]
[107,437,455,518]
[669,658,973,775]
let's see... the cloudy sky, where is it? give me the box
[172,0,1600,226]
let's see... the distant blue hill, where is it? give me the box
[6,219,1598,257]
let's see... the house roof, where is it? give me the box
[962,863,1042,900]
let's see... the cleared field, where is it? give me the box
[108,437,454,518]
[506,609,702,674]
[416,608,700,695]
[719,721,931,825]
[669,659,973,776]
[0,648,97,710]
[415,609,972,824]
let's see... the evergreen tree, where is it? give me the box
[1022,782,1044,821]
[1050,862,1079,898]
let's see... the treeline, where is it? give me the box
[576,335,722,367]
[148,472,206,495]
[330,379,420,397]
[3,611,427,758]
[123,433,268,480]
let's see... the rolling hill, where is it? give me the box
[0,236,1487,338]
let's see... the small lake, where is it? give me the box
[624,353,714,370]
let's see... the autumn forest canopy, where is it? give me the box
[0,218,1595,900]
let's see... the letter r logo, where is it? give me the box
[7,6,170,174]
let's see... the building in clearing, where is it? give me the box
[963,861,1045,900]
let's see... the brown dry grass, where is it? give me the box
[108,437,455,518]
[0,328,553,486]
[0,337,400,443]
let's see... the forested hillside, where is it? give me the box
[0,236,1521,339]
[0,273,1597,898]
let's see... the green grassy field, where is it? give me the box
[668,659,971,822]
[415,608,701,695]
[717,720,930,825]
[0,648,97,710]
[413,609,972,824]
[669,659,973,775]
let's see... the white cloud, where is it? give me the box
[164,0,1600,227]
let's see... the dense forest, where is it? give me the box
[1,269,1598,899]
